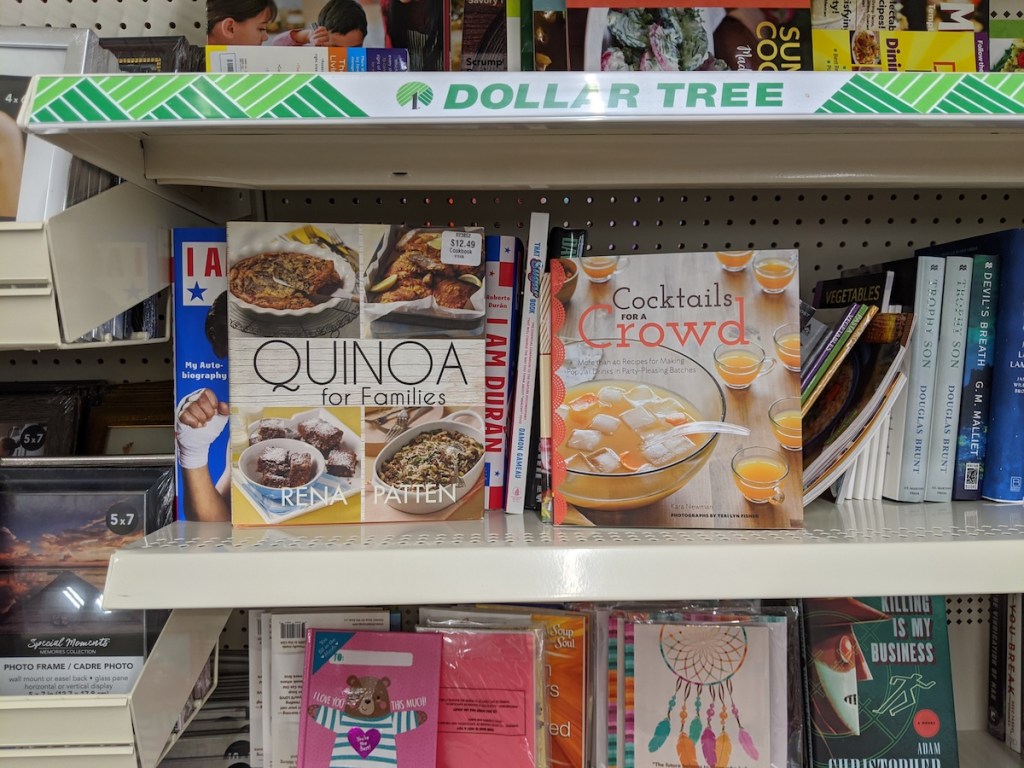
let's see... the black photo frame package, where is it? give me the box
[0,463,174,695]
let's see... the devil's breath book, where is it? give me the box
[548,248,803,528]
[803,595,959,768]
[227,222,486,526]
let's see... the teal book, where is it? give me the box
[804,595,959,768]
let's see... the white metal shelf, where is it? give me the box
[102,501,1024,610]
[19,72,1024,196]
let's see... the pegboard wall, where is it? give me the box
[3,186,1023,383]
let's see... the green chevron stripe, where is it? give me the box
[189,78,249,119]
[997,75,1024,101]
[165,94,203,120]
[152,104,177,120]
[269,102,302,118]
[119,76,195,119]
[46,98,89,123]
[307,77,367,117]
[936,93,971,114]
[34,106,61,123]
[233,74,312,115]
[288,87,342,118]
[845,79,916,113]
[61,90,108,122]
[867,72,959,112]
[73,79,131,120]
[958,79,1024,113]
[30,76,82,115]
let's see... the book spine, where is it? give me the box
[506,212,548,514]
[924,256,973,502]
[989,594,1008,742]
[1007,594,1022,753]
[800,303,861,392]
[801,304,870,411]
[249,609,265,768]
[483,235,520,510]
[953,254,1000,500]
[982,234,1024,502]
[896,256,945,502]
[172,228,230,522]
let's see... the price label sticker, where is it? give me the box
[441,231,483,266]
[18,425,46,452]
[106,501,140,536]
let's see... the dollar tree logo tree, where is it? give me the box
[396,82,434,110]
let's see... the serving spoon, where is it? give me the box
[645,421,752,443]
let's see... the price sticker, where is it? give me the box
[441,230,483,266]
[106,501,140,536]
[18,425,46,452]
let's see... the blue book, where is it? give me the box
[981,230,1024,502]
[172,228,231,522]
[955,255,999,500]
[921,230,1024,502]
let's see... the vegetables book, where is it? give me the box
[803,596,959,768]
[297,630,442,768]
[227,222,486,525]
[548,248,803,528]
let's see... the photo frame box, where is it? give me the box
[98,35,193,73]
[0,462,174,695]
[0,26,119,222]
[0,389,82,457]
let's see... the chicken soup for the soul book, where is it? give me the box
[227,222,486,526]
[547,248,803,528]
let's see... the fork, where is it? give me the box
[383,410,410,441]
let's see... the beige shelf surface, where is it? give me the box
[103,501,1024,610]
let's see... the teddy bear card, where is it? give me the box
[297,629,443,768]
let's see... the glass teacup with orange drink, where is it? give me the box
[715,250,754,272]
[731,446,789,504]
[752,251,798,294]
[713,341,776,390]
[768,397,802,452]
[772,323,801,372]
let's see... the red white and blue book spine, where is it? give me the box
[506,212,548,515]
[484,235,522,510]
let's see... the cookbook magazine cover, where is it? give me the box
[561,1,812,72]
[226,222,485,526]
[811,0,989,71]
[548,248,803,529]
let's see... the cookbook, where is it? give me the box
[227,222,486,525]
[547,248,803,528]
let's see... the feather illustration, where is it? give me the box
[716,730,732,766]
[700,726,717,767]
[738,727,759,760]
[676,730,699,768]
[648,716,671,752]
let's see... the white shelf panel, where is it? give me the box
[958,731,1024,767]
[103,501,1024,610]
[21,72,1024,191]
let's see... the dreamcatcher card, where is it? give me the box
[631,622,771,768]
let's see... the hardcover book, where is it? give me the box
[297,629,442,768]
[923,256,972,502]
[806,598,958,765]
[890,256,945,503]
[803,595,959,768]
[549,248,803,528]
[174,228,231,523]
[483,235,522,510]
[227,222,486,526]
[953,255,999,500]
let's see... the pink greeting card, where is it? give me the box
[297,630,442,768]
[423,628,541,768]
